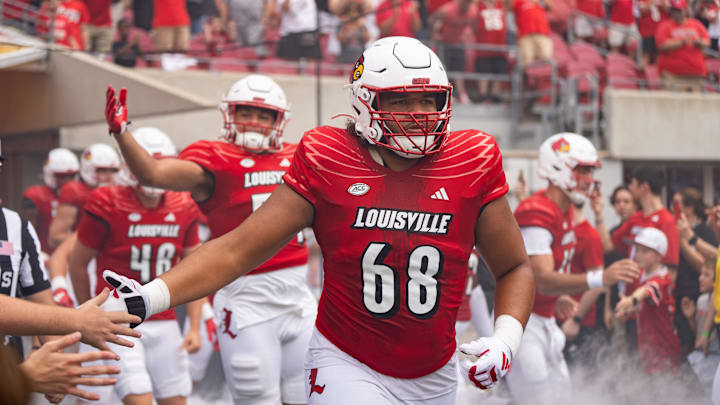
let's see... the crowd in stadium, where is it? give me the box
[2,0,720,95]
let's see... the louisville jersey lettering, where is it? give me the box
[22,185,57,253]
[178,140,308,275]
[76,186,201,321]
[283,126,509,378]
[515,191,576,318]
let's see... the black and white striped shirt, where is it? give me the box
[0,207,50,298]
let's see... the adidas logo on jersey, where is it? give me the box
[164,213,176,222]
[243,171,286,189]
[280,158,291,167]
[430,187,450,201]
[127,224,180,238]
[352,207,454,235]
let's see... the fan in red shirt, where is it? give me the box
[608,0,638,52]
[612,167,680,269]
[375,0,421,38]
[638,0,670,65]
[430,0,479,104]
[151,0,191,52]
[655,0,710,91]
[507,133,639,405]
[84,0,113,53]
[37,0,89,50]
[615,227,681,375]
[69,128,203,404]
[474,0,508,103]
[103,37,536,404]
[513,0,552,64]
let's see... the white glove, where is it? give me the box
[102,270,150,328]
[459,336,513,390]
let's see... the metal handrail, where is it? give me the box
[567,10,644,67]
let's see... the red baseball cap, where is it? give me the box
[671,0,686,9]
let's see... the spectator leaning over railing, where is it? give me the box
[151,0,191,53]
[512,0,553,64]
[655,0,710,91]
[637,0,670,66]
[430,0,479,104]
[84,0,113,53]
[375,0,421,38]
[474,0,508,103]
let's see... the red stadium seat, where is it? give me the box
[570,41,604,70]
[644,64,661,89]
[257,58,301,75]
[550,33,574,75]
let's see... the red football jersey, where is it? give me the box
[515,191,576,318]
[57,180,93,228]
[456,251,479,322]
[283,126,509,378]
[612,208,679,267]
[567,219,603,326]
[77,186,200,321]
[513,0,551,37]
[22,185,58,253]
[625,268,681,374]
[178,140,308,275]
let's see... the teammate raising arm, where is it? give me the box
[106,75,316,405]
[104,37,534,404]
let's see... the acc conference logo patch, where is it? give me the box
[348,182,370,196]
[351,55,364,83]
[240,158,255,168]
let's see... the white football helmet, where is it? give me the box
[80,143,121,187]
[118,127,176,198]
[538,133,601,204]
[220,74,290,153]
[348,36,452,158]
[43,148,79,189]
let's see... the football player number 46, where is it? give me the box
[362,242,442,319]
[131,243,176,283]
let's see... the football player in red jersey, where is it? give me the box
[48,143,120,250]
[69,128,203,405]
[105,75,316,405]
[506,133,641,405]
[103,37,535,404]
[22,148,80,307]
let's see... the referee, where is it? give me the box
[0,148,55,359]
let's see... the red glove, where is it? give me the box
[50,276,75,308]
[202,302,219,351]
[105,85,129,135]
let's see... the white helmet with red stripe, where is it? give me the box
[43,148,79,189]
[348,36,452,158]
[80,143,121,187]
[118,127,176,198]
[538,133,601,204]
[220,74,290,153]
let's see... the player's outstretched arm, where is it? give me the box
[105,85,213,201]
[48,204,78,249]
[68,237,99,305]
[461,196,534,390]
[104,183,314,323]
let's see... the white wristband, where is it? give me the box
[51,276,67,291]
[586,270,604,289]
[493,314,524,358]
[142,278,171,318]
[201,302,214,321]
